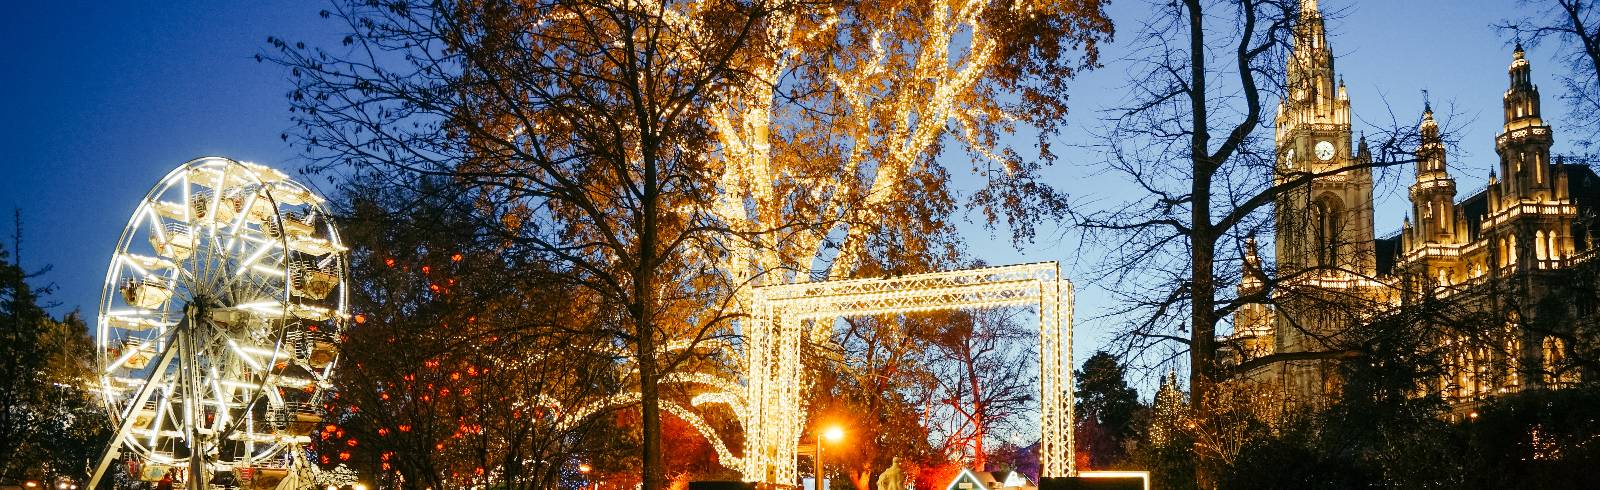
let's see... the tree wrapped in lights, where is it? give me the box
[1148,370,1187,447]
[272,0,1111,485]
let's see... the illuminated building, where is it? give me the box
[1226,0,1600,412]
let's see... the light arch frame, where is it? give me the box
[742,261,1075,483]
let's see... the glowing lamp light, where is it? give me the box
[579,463,593,474]
[823,426,844,442]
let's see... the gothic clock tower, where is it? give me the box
[1274,0,1376,278]
[1267,0,1380,400]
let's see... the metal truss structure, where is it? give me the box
[742,261,1074,483]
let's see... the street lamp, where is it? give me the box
[816,426,844,490]
[823,426,844,443]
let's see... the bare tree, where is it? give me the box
[1068,2,1431,482]
[926,307,1036,471]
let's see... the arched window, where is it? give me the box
[1504,321,1522,390]
[1312,194,1343,268]
[1536,231,1548,260]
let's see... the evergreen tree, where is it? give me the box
[1073,351,1142,468]
[0,243,109,484]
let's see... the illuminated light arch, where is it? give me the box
[744,261,1075,483]
[664,371,748,399]
[690,391,748,420]
[660,399,743,470]
[555,391,746,473]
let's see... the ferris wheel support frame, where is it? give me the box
[89,331,180,488]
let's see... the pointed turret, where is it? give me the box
[1495,46,1556,202]
[1231,237,1275,359]
[1402,104,1459,259]
[1286,0,1337,113]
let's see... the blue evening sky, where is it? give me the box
[0,1,1580,392]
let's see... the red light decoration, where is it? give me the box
[384,258,395,267]
[354,314,367,324]
[451,253,463,262]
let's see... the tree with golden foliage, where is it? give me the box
[271,0,1111,486]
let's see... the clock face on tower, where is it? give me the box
[1315,140,1336,161]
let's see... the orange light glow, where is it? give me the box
[823,426,844,442]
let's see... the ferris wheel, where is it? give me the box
[89,157,348,488]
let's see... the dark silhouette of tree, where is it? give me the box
[1068,3,1435,483]
[1073,351,1141,469]
[0,241,110,485]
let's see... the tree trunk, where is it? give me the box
[639,331,663,490]
[1184,2,1218,487]
[966,349,987,470]
[638,131,664,490]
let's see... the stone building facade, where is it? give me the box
[1226,0,1600,412]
